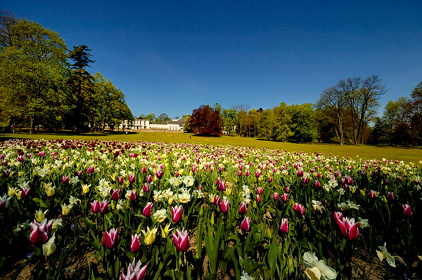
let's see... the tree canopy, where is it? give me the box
[0,12,132,133]
[190,105,223,136]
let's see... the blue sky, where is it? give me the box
[3,0,422,119]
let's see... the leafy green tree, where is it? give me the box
[0,19,69,133]
[221,108,239,135]
[65,45,96,131]
[183,115,192,133]
[157,113,171,123]
[92,72,133,131]
[314,107,337,143]
[272,103,292,141]
[289,103,317,142]
[410,81,422,144]
[257,109,274,140]
[190,105,222,136]
[368,117,393,145]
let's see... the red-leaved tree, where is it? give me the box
[190,105,223,136]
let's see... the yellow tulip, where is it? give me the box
[42,235,56,257]
[35,209,48,222]
[7,186,17,197]
[161,224,172,238]
[45,185,56,197]
[141,227,157,245]
[82,184,91,194]
[61,204,72,216]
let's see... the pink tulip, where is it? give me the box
[29,219,53,244]
[155,170,164,179]
[273,192,280,200]
[61,176,69,183]
[102,228,119,249]
[142,202,154,217]
[256,194,261,202]
[90,200,109,214]
[213,196,221,205]
[293,203,305,216]
[219,199,229,213]
[127,190,137,200]
[171,205,183,223]
[368,190,376,199]
[21,188,31,197]
[218,181,226,191]
[146,175,153,183]
[141,166,148,173]
[239,202,248,214]
[281,193,288,202]
[256,187,263,195]
[240,217,251,232]
[314,180,321,188]
[118,176,125,184]
[172,229,190,252]
[120,259,148,280]
[333,211,360,240]
[86,166,95,174]
[111,189,121,200]
[279,218,288,233]
[402,204,413,216]
[386,192,395,201]
[128,174,136,184]
[130,234,141,253]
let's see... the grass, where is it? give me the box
[1,131,421,163]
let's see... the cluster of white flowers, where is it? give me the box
[323,178,338,192]
[240,185,252,204]
[337,200,360,211]
[153,188,174,203]
[96,178,112,198]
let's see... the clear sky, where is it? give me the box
[3,0,422,119]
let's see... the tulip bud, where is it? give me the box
[171,205,183,223]
[130,234,141,253]
[219,199,229,213]
[280,218,288,233]
[240,217,251,232]
[126,190,137,200]
[42,234,56,257]
[111,189,120,200]
[142,202,154,217]
[402,204,413,216]
[239,202,248,214]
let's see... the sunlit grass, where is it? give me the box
[1,131,421,163]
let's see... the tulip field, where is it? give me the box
[0,139,421,279]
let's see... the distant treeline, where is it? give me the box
[185,77,422,146]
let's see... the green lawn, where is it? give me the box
[1,131,421,163]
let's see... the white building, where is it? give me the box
[119,118,185,131]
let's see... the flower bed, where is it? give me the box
[0,139,421,279]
